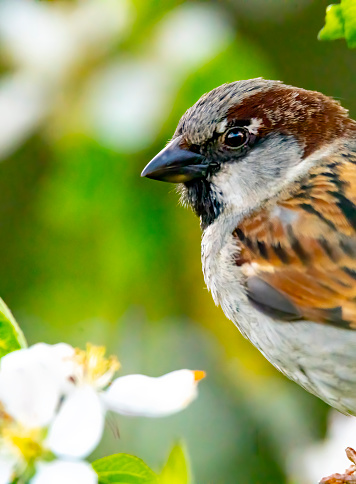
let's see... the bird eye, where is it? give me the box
[224,127,249,149]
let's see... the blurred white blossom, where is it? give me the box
[0,0,131,79]
[85,60,173,150]
[0,342,72,428]
[0,0,77,78]
[84,2,234,152]
[0,73,48,159]
[46,343,205,457]
[0,343,94,484]
[288,411,356,484]
[152,3,232,70]
[0,0,132,160]
[0,342,205,483]
[0,0,234,157]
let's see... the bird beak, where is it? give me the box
[141,136,207,183]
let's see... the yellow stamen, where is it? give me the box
[73,343,120,388]
[2,425,46,464]
[193,370,206,382]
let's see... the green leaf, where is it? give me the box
[318,0,356,48]
[318,4,345,41]
[342,0,356,46]
[160,442,191,484]
[0,297,27,358]
[92,454,158,484]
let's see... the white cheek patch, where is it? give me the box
[209,135,303,216]
[209,135,338,221]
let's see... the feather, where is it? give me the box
[234,152,356,328]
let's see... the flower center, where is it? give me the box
[2,424,47,464]
[73,343,120,389]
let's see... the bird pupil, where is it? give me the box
[225,128,247,148]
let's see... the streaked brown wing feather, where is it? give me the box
[234,154,356,328]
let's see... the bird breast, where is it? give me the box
[201,214,356,416]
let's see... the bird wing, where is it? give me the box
[234,152,356,328]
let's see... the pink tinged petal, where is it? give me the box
[31,460,98,484]
[47,386,104,459]
[102,369,205,417]
[0,362,62,428]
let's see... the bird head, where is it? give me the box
[141,78,356,229]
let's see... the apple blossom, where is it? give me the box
[0,342,205,483]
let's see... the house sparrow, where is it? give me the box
[141,78,356,415]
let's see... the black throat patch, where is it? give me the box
[184,178,224,229]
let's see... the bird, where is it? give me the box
[141,78,356,416]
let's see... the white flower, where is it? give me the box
[84,3,233,152]
[0,342,205,483]
[0,73,48,160]
[0,419,98,484]
[0,0,130,78]
[288,411,356,484]
[0,343,74,428]
[45,343,205,457]
[0,0,132,160]
[0,343,96,484]
[45,368,205,458]
[0,424,48,484]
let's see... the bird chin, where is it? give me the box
[178,178,224,230]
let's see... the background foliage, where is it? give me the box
[0,0,355,482]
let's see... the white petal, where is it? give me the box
[31,460,97,484]
[0,343,76,427]
[28,343,76,389]
[0,361,62,428]
[102,369,205,417]
[1,342,75,393]
[0,451,16,484]
[1,342,74,372]
[47,386,104,459]
[0,346,32,370]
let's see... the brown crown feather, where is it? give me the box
[227,87,356,158]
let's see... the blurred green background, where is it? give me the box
[0,0,355,482]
